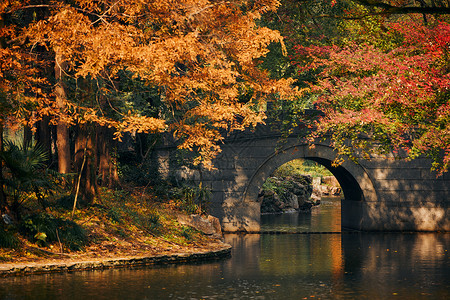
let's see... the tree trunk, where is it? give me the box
[55,53,71,174]
[0,15,12,219]
[97,126,109,186]
[35,116,52,165]
[97,126,120,188]
[23,125,33,148]
[109,157,120,188]
[73,124,97,206]
[0,123,10,217]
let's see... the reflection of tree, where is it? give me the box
[330,234,344,280]
[223,234,262,277]
[311,197,342,232]
[342,233,450,298]
[257,198,344,277]
[257,234,343,278]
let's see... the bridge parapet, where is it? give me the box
[153,118,450,232]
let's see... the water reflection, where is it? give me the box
[221,233,449,299]
[0,198,449,299]
[341,232,450,298]
[260,197,341,232]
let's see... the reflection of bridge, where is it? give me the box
[155,117,450,232]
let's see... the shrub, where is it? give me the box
[180,226,195,241]
[107,207,123,224]
[0,140,61,214]
[56,195,76,210]
[274,159,332,178]
[20,214,87,250]
[142,211,161,233]
[171,184,211,214]
[0,227,19,248]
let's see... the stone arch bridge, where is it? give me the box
[154,116,449,232]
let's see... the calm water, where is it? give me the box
[1,198,449,299]
[260,197,342,233]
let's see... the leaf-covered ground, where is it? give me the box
[0,187,226,265]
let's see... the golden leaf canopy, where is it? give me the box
[2,0,299,167]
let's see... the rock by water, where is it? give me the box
[177,214,223,239]
[259,175,318,214]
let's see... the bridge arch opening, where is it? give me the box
[258,159,342,231]
[242,144,377,231]
[305,157,364,202]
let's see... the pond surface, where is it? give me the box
[260,197,342,233]
[1,198,449,299]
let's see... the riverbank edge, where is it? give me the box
[0,244,232,277]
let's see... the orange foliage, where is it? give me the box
[1,0,300,167]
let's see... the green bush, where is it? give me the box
[56,195,76,210]
[0,140,62,214]
[274,159,332,178]
[171,184,211,214]
[20,214,87,250]
[107,207,123,224]
[0,227,19,248]
[142,211,160,233]
[180,226,195,241]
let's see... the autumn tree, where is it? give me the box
[342,0,450,16]
[54,52,71,174]
[1,0,300,207]
[258,0,355,136]
[0,0,54,216]
[289,1,450,174]
[29,0,300,165]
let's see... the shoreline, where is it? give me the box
[0,244,232,277]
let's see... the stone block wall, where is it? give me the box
[153,123,450,232]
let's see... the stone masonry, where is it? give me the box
[154,117,450,232]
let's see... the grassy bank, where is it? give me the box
[0,186,223,264]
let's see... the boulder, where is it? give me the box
[322,176,340,187]
[312,176,321,186]
[299,201,313,211]
[321,176,342,196]
[319,185,330,195]
[261,190,284,213]
[285,193,299,210]
[311,184,322,201]
[260,174,314,214]
[177,214,222,238]
[291,180,312,196]
[206,215,223,237]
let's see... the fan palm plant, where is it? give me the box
[0,140,58,218]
